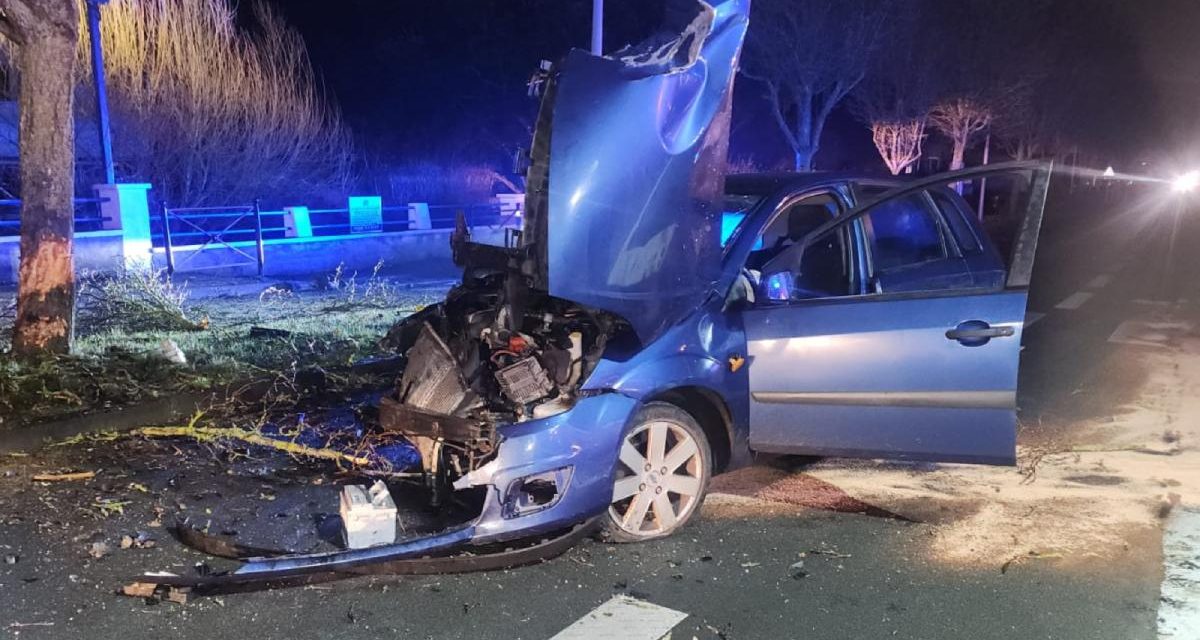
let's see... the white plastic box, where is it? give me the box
[339,481,397,549]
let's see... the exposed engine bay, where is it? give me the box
[379,267,625,502]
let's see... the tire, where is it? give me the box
[603,402,713,543]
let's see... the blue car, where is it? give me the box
[376,0,1049,545]
[219,0,1050,580]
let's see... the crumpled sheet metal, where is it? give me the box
[134,518,599,592]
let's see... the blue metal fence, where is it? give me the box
[0,197,109,234]
[151,199,517,276]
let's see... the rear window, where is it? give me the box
[864,193,945,271]
[929,189,983,254]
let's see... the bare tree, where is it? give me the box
[928,98,992,171]
[851,4,935,175]
[0,0,80,356]
[73,0,352,206]
[870,121,927,175]
[924,0,1039,172]
[742,0,893,171]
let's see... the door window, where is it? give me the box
[863,193,946,271]
[744,193,839,271]
[759,226,852,300]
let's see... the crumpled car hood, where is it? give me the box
[524,0,750,345]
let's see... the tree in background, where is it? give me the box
[742,0,894,171]
[0,0,81,356]
[851,3,936,175]
[75,0,351,206]
[924,0,1040,171]
[928,98,993,172]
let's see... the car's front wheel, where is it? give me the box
[604,402,712,542]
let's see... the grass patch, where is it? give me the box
[0,268,447,426]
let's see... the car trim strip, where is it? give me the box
[751,390,1016,410]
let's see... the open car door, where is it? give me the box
[743,162,1050,464]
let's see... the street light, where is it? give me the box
[86,0,115,185]
[1171,170,1199,193]
[591,0,604,55]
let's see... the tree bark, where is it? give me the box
[949,134,966,171]
[6,1,80,356]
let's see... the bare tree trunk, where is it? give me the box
[6,2,80,356]
[949,134,967,171]
[791,89,816,171]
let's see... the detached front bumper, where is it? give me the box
[149,394,639,586]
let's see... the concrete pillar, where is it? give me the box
[407,202,431,230]
[94,182,153,271]
[495,193,524,221]
[283,206,312,238]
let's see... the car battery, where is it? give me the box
[339,481,397,549]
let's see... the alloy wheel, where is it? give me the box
[608,419,705,538]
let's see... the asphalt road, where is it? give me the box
[2,179,1193,639]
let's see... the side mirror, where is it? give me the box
[764,271,793,302]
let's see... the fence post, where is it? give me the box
[252,199,265,276]
[158,201,175,275]
[406,202,431,230]
[94,183,153,272]
[283,206,312,238]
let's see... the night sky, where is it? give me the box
[266,0,1200,173]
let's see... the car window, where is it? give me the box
[863,193,945,271]
[744,193,839,271]
[928,188,982,254]
[759,226,852,301]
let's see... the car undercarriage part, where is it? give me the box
[122,517,600,595]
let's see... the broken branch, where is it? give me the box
[133,425,372,468]
[31,471,97,482]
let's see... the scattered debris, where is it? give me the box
[805,548,852,559]
[120,532,157,550]
[159,339,188,365]
[4,554,17,564]
[31,470,97,482]
[340,481,398,548]
[87,542,109,559]
[788,560,807,579]
[120,581,191,605]
[120,582,158,598]
[94,498,130,517]
[1000,550,1064,574]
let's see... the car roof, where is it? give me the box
[725,171,902,196]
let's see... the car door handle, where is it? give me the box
[946,322,1014,344]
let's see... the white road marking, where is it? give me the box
[1086,274,1113,290]
[1024,312,1045,328]
[1055,291,1094,310]
[550,596,688,640]
[1158,507,1200,639]
[1108,320,1193,348]
[1133,299,1175,306]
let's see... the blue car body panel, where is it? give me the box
[743,290,1026,464]
[473,393,640,543]
[544,0,750,345]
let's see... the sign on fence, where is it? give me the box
[348,196,382,233]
